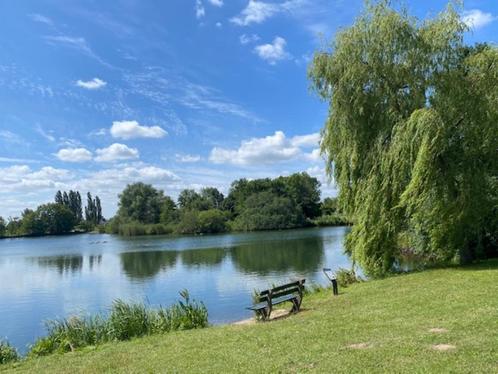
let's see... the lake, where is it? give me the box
[0,226,351,353]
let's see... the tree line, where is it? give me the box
[105,172,347,236]
[0,190,103,237]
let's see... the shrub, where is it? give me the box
[0,340,19,364]
[335,268,360,287]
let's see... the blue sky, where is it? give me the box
[0,0,496,218]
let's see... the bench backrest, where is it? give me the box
[256,279,305,303]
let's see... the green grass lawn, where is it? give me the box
[3,260,498,373]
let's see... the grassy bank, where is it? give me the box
[3,260,498,373]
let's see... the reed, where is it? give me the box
[28,291,208,357]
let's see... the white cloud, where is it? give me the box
[55,148,93,162]
[208,0,223,7]
[231,0,307,26]
[462,9,496,29]
[254,36,290,64]
[239,33,260,45]
[209,131,320,166]
[175,154,201,163]
[76,78,107,90]
[94,143,139,162]
[231,0,280,26]
[110,120,167,140]
[0,165,72,193]
[195,0,205,19]
[216,22,222,28]
[291,133,320,147]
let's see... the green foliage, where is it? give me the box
[118,183,165,224]
[309,1,498,276]
[231,191,305,231]
[197,209,228,234]
[0,340,19,364]
[335,268,360,288]
[28,292,208,357]
[312,213,350,227]
[36,203,75,234]
[160,196,178,224]
[0,217,5,237]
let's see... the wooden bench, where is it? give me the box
[247,279,305,321]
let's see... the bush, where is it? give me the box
[28,291,208,357]
[0,340,19,364]
[335,268,360,288]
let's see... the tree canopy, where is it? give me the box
[309,1,498,276]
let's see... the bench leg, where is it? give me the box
[291,296,301,313]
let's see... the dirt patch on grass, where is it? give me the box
[347,343,372,349]
[232,309,294,326]
[429,328,448,333]
[432,344,456,351]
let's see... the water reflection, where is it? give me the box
[181,247,227,267]
[88,255,102,270]
[120,250,177,280]
[35,255,84,275]
[229,236,324,275]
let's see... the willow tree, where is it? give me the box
[309,1,498,276]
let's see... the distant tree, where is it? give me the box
[321,197,339,215]
[231,191,305,231]
[62,191,70,207]
[279,172,321,219]
[117,183,164,224]
[200,188,225,210]
[95,196,103,223]
[178,189,204,211]
[85,192,95,222]
[55,191,63,205]
[197,209,228,233]
[0,216,6,237]
[6,217,22,236]
[160,196,178,224]
[36,203,75,234]
[21,208,45,236]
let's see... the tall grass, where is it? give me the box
[0,340,19,364]
[28,290,208,357]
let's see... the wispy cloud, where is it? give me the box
[35,124,55,142]
[0,130,23,145]
[207,0,223,7]
[76,78,107,90]
[44,35,113,68]
[122,67,261,123]
[28,13,54,26]
[175,154,201,163]
[240,33,260,45]
[462,9,496,29]
[195,0,206,19]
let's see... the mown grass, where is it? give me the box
[3,260,498,373]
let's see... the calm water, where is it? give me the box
[0,226,351,353]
